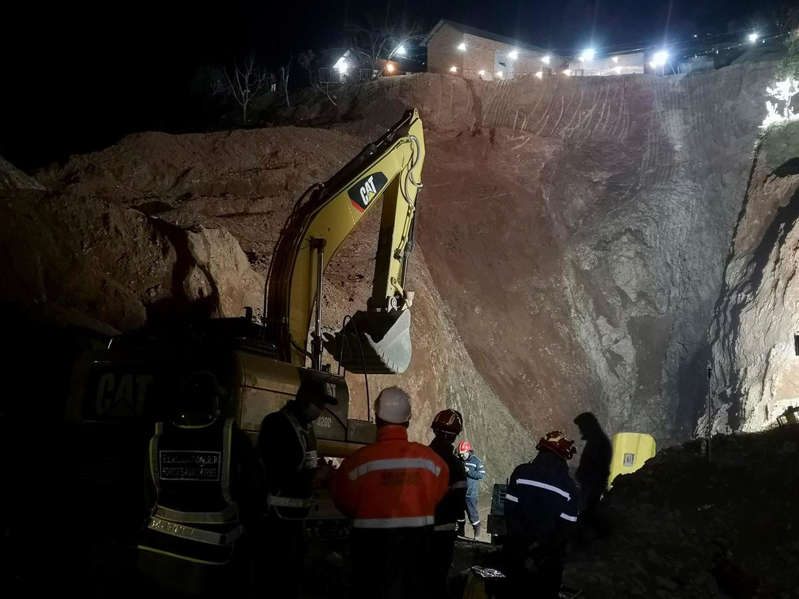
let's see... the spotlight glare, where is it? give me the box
[396,45,407,57]
[748,32,759,44]
[496,70,504,78]
[651,50,669,68]
[457,42,467,51]
[478,69,486,76]
[508,49,519,60]
[542,54,551,65]
[535,71,543,79]
[449,65,457,73]
[386,63,395,73]
[612,56,619,63]
[563,68,572,76]
[579,48,596,62]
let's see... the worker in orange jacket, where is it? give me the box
[330,387,449,599]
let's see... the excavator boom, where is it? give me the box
[265,108,425,374]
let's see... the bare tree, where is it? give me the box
[280,57,292,108]
[224,56,268,124]
[346,8,420,77]
[297,50,316,87]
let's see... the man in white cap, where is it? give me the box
[330,386,449,599]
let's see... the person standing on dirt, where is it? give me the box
[255,376,338,598]
[330,387,449,599]
[457,440,485,538]
[503,431,579,599]
[429,409,468,597]
[573,411,612,539]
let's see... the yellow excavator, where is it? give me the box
[67,108,426,456]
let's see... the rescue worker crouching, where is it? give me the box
[429,409,468,598]
[137,371,254,596]
[255,376,338,598]
[330,387,449,599]
[502,431,579,599]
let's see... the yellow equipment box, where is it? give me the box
[608,432,656,489]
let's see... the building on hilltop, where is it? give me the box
[422,19,563,81]
[566,52,646,76]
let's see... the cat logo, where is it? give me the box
[347,172,388,212]
[91,372,154,419]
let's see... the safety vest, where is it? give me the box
[265,406,318,520]
[138,417,242,565]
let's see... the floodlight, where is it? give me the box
[396,45,407,57]
[612,56,619,63]
[747,32,759,44]
[542,54,551,65]
[535,71,543,79]
[449,65,457,73]
[508,49,519,60]
[457,42,467,51]
[579,48,595,62]
[386,63,396,73]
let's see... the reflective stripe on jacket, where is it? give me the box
[331,425,449,529]
[259,402,318,520]
[504,451,579,540]
[429,438,467,528]
[139,417,241,565]
[464,454,485,497]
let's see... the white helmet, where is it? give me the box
[375,386,412,424]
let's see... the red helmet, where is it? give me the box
[536,431,576,460]
[432,409,463,435]
[458,440,472,454]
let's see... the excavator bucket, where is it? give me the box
[322,310,412,374]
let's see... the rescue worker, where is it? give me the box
[255,375,338,598]
[137,371,253,596]
[573,411,612,539]
[429,409,468,597]
[457,440,485,538]
[330,386,449,599]
[502,431,579,599]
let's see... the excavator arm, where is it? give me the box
[264,108,425,374]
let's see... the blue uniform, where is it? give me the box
[462,454,485,526]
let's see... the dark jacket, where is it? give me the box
[429,437,468,529]
[258,401,318,520]
[463,453,485,498]
[504,451,579,541]
[574,412,612,502]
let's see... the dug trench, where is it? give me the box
[1,63,798,597]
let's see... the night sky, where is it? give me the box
[2,0,791,168]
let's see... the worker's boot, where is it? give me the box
[473,522,481,539]
[457,520,466,537]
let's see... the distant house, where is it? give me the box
[422,19,561,81]
[567,52,645,76]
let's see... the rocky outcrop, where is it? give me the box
[706,121,799,432]
[0,155,45,192]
